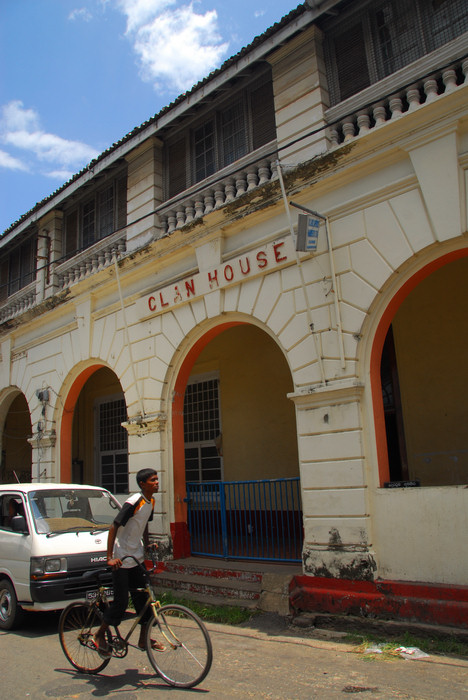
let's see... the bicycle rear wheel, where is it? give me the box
[59,602,111,674]
[146,604,213,688]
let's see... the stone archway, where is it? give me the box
[171,321,300,559]
[0,391,32,483]
[60,365,127,491]
[371,248,468,485]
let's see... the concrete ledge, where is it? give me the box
[290,575,468,629]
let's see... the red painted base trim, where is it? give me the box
[290,575,468,629]
[171,521,191,559]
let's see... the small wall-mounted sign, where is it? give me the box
[296,213,320,252]
[384,480,420,488]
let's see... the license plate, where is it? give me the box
[86,588,113,601]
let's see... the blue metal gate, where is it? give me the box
[185,478,303,562]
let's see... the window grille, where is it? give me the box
[63,172,127,260]
[323,0,468,105]
[0,235,36,300]
[165,70,276,199]
[220,101,247,167]
[184,375,223,482]
[96,397,128,493]
[194,121,216,182]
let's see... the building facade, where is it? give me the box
[1,0,468,623]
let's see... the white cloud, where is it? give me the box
[0,149,28,172]
[69,7,93,21]
[45,169,75,180]
[254,10,266,18]
[2,100,39,132]
[117,0,175,33]
[115,1,229,92]
[0,101,99,173]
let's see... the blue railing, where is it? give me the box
[185,478,303,562]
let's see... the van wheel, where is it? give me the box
[0,579,22,630]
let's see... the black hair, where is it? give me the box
[136,468,157,487]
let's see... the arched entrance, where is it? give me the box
[60,366,128,492]
[0,391,32,483]
[371,249,468,486]
[171,322,302,561]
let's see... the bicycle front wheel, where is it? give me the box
[146,604,213,688]
[59,602,111,674]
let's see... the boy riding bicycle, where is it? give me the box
[93,468,161,656]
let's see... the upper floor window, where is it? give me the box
[63,173,127,259]
[166,71,276,200]
[323,0,468,105]
[0,233,36,302]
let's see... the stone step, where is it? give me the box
[162,560,263,584]
[152,570,262,607]
[150,559,301,615]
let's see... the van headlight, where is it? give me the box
[31,557,67,578]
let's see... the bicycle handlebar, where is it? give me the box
[120,550,158,574]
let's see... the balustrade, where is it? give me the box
[0,282,36,323]
[158,158,277,235]
[54,232,126,291]
[328,58,468,147]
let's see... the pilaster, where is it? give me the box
[28,430,57,482]
[290,379,376,580]
[37,209,63,300]
[267,24,330,165]
[125,137,164,251]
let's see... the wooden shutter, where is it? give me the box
[64,210,78,258]
[251,80,276,150]
[333,22,370,101]
[117,176,127,230]
[167,137,187,199]
[0,258,9,302]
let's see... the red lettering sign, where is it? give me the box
[256,251,267,269]
[223,264,234,282]
[159,291,169,308]
[148,296,156,312]
[208,270,219,289]
[273,242,287,263]
[239,257,251,275]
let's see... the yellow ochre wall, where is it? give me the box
[189,325,299,481]
[392,257,468,486]
[2,394,32,482]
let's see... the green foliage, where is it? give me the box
[155,590,254,625]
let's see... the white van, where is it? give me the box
[0,482,121,629]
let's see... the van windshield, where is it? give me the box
[27,488,121,535]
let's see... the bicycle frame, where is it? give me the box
[107,582,161,652]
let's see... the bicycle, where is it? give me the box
[58,555,213,689]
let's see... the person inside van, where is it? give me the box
[93,468,160,657]
[5,498,20,527]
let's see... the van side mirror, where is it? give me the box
[11,515,28,534]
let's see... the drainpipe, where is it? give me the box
[289,201,346,370]
[113,257,146,419]
[276,161,326,385]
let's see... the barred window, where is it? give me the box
[166,70,276,198]
[63,173,127,259]
[323,0,468,106]
[96,396,128,494]
[184,374,223,482]
[0,233,36,302]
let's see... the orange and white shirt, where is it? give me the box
[112,492,154,568]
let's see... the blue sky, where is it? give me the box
[0,0,298,233]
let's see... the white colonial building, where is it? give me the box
[1,0,467,624]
